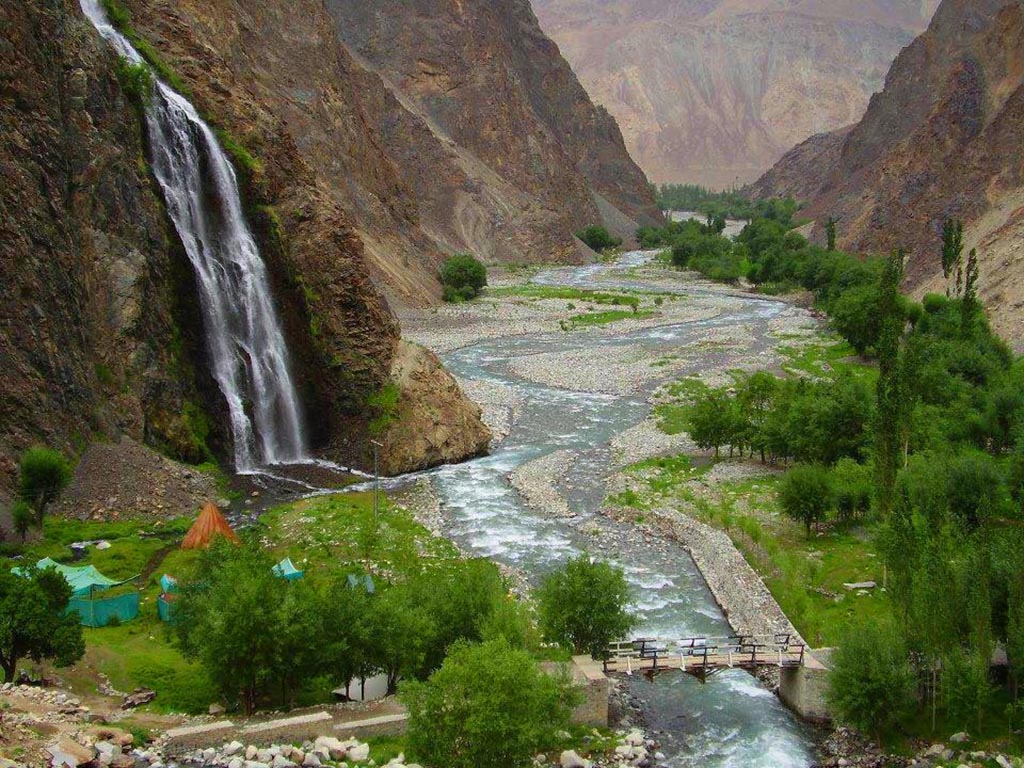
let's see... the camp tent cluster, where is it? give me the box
[17,502,309,627]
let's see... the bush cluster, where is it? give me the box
[575,225,622,252]
[440,253,487,302]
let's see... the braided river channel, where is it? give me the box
[416,250,817,767]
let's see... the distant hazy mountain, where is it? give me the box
[532,0,940,187]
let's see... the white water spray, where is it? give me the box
[79,0,307,471]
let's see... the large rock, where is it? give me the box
[377,341,491,475]
[346,743,370,762]
[47,739,96,768]
[0,0,221,495]
[560,750,592,768]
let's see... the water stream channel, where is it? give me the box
[426,251,817,767]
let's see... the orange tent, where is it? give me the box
[181,503,240,549]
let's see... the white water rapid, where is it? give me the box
[79,0,307,472]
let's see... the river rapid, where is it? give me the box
[423,251,817,767]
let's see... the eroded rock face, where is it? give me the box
[0,0,218,490]
[327,0,661,242]
[377,342,491,476]
[533,0,939,187]
[753,0,1024,348]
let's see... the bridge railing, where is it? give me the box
[603,634,805,673]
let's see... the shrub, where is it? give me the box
[778,464,834,535]
[536,555,637,659]
[575,225,622,252]
[827,619,915,742]
[440,254,487,301]
[18,447,72,526]
[114,57,153,107]
[401,639,579,768]
[830,285,881,356]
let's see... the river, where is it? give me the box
[419,251,817,767]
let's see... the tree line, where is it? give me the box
[653,204,1024,740]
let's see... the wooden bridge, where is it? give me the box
[601,634,806,681]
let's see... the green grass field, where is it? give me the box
[612,453,889,647]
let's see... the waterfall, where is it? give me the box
[78,0,308,472]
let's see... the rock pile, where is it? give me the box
[815,727,1024,768]
[144,736,411,768]
[550,727,666,768]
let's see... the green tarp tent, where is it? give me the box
[12,557,140,627]
[12,557,126,597]
[272,557,304,581]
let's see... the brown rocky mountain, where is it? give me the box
[532,0,940,188]
[751,0,1024,347]
[1,0,654,492]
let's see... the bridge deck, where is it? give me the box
[602,635,806,677]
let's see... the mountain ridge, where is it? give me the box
[751,0,1024,347]
[532,0,940,188]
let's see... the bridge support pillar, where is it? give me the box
[778,649,832,723]
[570,656,610,727]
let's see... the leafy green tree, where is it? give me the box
[830,285,881,356]
[942,647,994,733]
[944,452,1009,531]
[365,583,436,694]
[787,375,873,465]
[737,372,778,462]
[440,253,488,302]
[479,597,541,651]
[403,559,507,675]
[320,580,373,696]
[961,248,980,334]
[401,639,579,768]
[536,555,636,659]
[688,388,739,458]
[778,464,834,536]
[175,541,285,713]
[0,567,84,682]
[831,458,872,522]
[827,619,915,742]
[1007,569,1024,699]
[273,580,329,707]
[575,225,622,252]
[18,447,72,526]
[826,216,838,252]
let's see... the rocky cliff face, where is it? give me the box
[753,0,1024,347]
[122,0,659,306]
[532,0,940,188]
[3,0,644,488]
[327,0,661,246]
[0,0,218,486]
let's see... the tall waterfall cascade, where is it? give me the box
[79,0,308,472]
